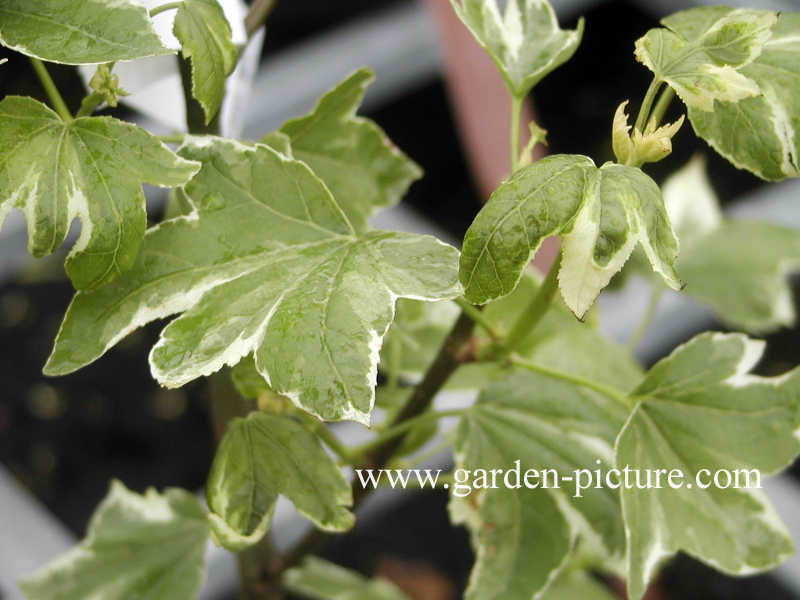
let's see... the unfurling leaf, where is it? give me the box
[612,100,684,166]
[450,0,584,99]
[206,412,353,551]
[617,332,800,600]
[662,156,800,332]
[19,481,208,600]
[174,0,238,124]
[78,63,129,114]
[0,0,172,64]
[284,557,411,600]
[635,8,776,111]
[459,155,680,317]
[273,68,423,230]
[0,96,200,289]
[45,137,460,425]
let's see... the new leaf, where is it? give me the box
[450,0,584,99]
[19,481,208,600]
[459,155,680,317]
[45,137,460,425]
[0,96,200,289]
[284,557,410,600]
[174,0,238,124]
[207,412,353,551]
[618,332,800,600]
[0,0,172,64]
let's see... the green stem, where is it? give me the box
[634,77,662,132]
[306,419,357,464]
[352,409,470,460]
[509,354,630,408]
[501,252,562,353]
[454,297,502,341]
[158,134,187,144]
[626,285,663,353]
[149,1,183,17]
[29,58,72,122]
[646,86,676,131]
[509,95,523,173]
[408,429,457,468]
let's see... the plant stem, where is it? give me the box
[158,134,187,144]
[352,408,470,459]
[646,86,676,130]
[29,58,72,122]
[245,0,277,39]
[305,419,358,464]
[634,77,662,132]
[509,354,630,407]
[509,95,523,173]
[626,285,663,353]
[501,251,562,353]
[280,311,477,570]
[454,297,502,341]
[149,1,183,17]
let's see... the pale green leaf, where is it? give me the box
[19,481,208,600]
[206,412,353,551]
[230,354,269,399]
[684,12,800,180]
[284,557,410,600]
[617,332,800,600]
[678,222,800,332]
[611,100,684,167]
[538,571,616,600]
[45,137,460,425]
[380,299,459,381]
[0,0,172,64]
[635,8,776,111]
[174,0,238,124]
[661,156,800,332]
[451,308,641,599]
[459,155,680,317]
[274,68,422,230]
[450,0,584,98]
[0,96,200,289]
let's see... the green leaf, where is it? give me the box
[684,11,800,180]
[206,412,353,551]
[45,137,460,425]
[174,0,238,124]
[284,557,410,600]
[450,0,584,99]
[538,571,616,600]
[662,156,800,332]
[380,299,459,381]
[617,332,800,600]
[230,354,270,399]
[611,100,684,167]
[19,481,208,600]
[274,68,422,230]
[451,305,641,599]
[0,96,200,290]
[459,155,680,317]
[0,0,172,64]
[635,7,776,111]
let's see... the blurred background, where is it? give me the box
[1,1,799,599]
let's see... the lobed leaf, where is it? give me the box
[0,0,172,64]
[685,11,800,180]
[284,557,410,600]
[274,68,423,230]
[206,412,353,551]
[173,0,238,124]
[45,136,460,425]
[635,7,776,111]
[0,96,200,289]
[617,332,800,599]
[459,155,680,317]
[19,481,208,600]
[450,0,584,99]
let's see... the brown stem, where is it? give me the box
[245,0,277,40]
[280,311,477,570]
